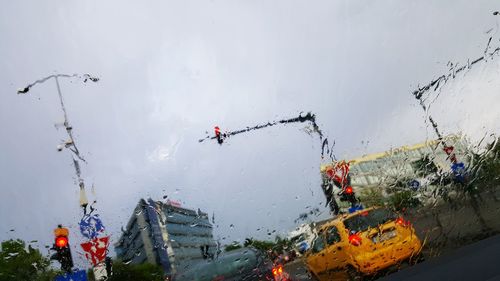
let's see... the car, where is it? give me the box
[305,207,423,280]
[288,224,316,256]
[174,247,290,281]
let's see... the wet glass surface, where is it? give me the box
[1,1,500,281]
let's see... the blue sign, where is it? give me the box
[54,270,87,281]
[298,241,309,253]
[451,162,467,183]
[409,180,420,190]
[348,204,364,214]
[79,214,105,239]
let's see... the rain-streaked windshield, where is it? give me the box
[2,1,500,281]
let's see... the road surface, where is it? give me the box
[284,259,311,281]
[380,233,500,281]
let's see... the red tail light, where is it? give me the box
[348,233,362,246]
[395,217,411,227]
[272,265,283,276]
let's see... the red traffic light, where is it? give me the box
[345,186,354,194]
[55,236,68,248]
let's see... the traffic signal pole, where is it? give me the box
[199,112,359,215]
[18,74,111,280]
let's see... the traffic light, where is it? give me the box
[50,225,74,273]
[322,181,340,215]
[214,126,225,144]
[339,186,358,207]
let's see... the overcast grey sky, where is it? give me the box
[1,0,500,268]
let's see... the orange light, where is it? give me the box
[272,266,283,276]
[345,186,353,194]
[55,236,68,248]
[348,234,362,246]
[395,217,404,225]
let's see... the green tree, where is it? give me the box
[388,190,421,211]
[243,238,274,252]
[87,261,164,281]
[469,138,500,192]
[224,241,242,252]
[359,187,385,207]
[243,236,294,259]
[412,155,438,177]
[460,138,500,232]
[0,239,58,281]
[273,236,292,253]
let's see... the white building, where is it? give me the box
[320,135,470,204]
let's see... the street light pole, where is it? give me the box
[18,73,99,213]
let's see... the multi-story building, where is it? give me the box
[321,135,470,200]
[115,198,217,276]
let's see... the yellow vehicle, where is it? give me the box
[305,207,422,280]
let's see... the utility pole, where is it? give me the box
[18,73,99,212]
